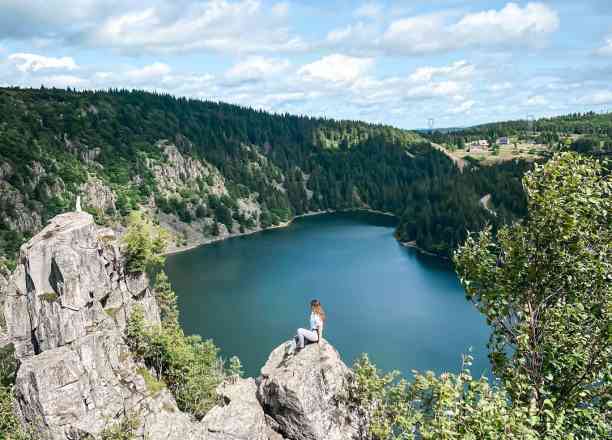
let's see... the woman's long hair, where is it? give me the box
[310,299,326,322]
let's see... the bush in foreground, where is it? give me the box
[455,152,610,437]
[351,353,539,440]
[353,153,610,439]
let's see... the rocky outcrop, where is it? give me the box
[203,378,271,440]
[0,212,204,439]
[0,211,362,440]
[147,140,226,197]
[0,180,43,234]
[81,178,117,213]
[258,340,359,440]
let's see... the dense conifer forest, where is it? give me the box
[0,87,529,263]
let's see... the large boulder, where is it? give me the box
[203,378,272,440]
[258,340,359,440]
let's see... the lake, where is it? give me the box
[165,212,491,378]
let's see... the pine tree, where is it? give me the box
[154,271,179,327]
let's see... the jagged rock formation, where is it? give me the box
[0,212,362,440]
[80,178,116,213]
[259,341,360,440]
[1,212,204,439]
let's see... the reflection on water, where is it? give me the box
[165,212,490,378]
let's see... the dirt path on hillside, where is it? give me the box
[430,142,466,172]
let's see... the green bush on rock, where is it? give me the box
[126,271,239,419]
[122,211,169,274]
[0,345,33,440]
[99,414,139,440]
[126,307,224,419]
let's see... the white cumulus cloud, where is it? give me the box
[526,95,548,106]
[408,60,475,83]
[578,90,612,105]
[449,99,475,114]
[380,2,559,54]
[226,56,290,80]
[38,74,88,88]
[488,82,513,92]
[452,2,559,44]
[298,54,373,83]
[91,0,306,54]
[595,36,612,55]
[126,62,172,80]
[8,53,78,72]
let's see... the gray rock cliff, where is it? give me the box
[1,212,204,439]
[0,212,362,440]
[258,341,360,440]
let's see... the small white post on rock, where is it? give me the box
[76,195,82,212]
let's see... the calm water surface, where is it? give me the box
[165,212,490,378]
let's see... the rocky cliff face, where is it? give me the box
[0,212,362,440]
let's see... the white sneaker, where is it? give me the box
[287,340,296,355]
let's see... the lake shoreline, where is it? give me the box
[163,208,402,256]
[399,240,449,259]
[163,207,447,260]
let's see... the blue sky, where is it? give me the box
[1,1,611,128]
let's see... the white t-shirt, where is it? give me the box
[310,313,323,331]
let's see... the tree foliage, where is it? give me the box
[154,271,179,326]
[354,153,610,439]
[122,211,168,274]
[126,306,225,419]
[351,353,539,440]
[423,111,612,154]
[454,153,611,437]
[126,274,241,420]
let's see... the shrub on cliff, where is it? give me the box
[122,211,169,274]
[99,414,139,440]
[0,345,32,440]
[153,271,179,326]
[126,306,224,419]
[126,274,241,419]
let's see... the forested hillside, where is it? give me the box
[423,111,612,153]
[0,87,528,263]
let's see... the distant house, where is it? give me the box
[497,136,509,145]
[468,139,489,151]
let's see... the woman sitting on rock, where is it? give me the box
[294,299,325,352]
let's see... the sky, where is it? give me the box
[0,0,611,129]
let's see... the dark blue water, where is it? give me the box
[165,212,491,378]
